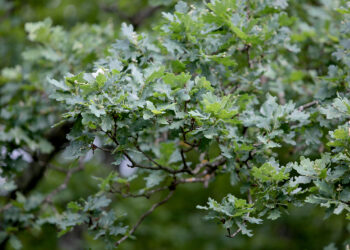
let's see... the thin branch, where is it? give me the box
[180,127,200,148]
[180,149,191,173]
[115,190,174,247]
[44,160,85,204]
[9,122,73,198]
[112,186,168,199]
[134,145,165,169]
[298,100,319,111]
[246,44,253,69]
[195,157,227,176]
[226,227,242,238]
[92,144,112,153]
[247,189,253,205]
[110,157,227,247]
[175,174,213,185]
[0,159,85,213]
[133,142,194,174]
[106,131,187,174]
[49,164,68,173]
[122,151,164,172]
[226,184,254,238]
[225,190,252,238]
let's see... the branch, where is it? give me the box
[10,121,73,198]
[226,186,253,238]
[1,159,85,214]
[112,186,168,199]
[180,149,191,174]
[195,156,227,176]
[105,131,178,173]
[123,150,182,174]
[298,100,319,111]
[115,190,174,247]
[44,159,85,204]
[134,145,166,169]
[180,127,200,148]
[226,227,242,238]
[176,174,213,185]
[111,158,227,247]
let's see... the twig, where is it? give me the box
[226,227,242,238]
[106,131,189,174]
[112,186,168,199]
[298,100,319,111]
[180,149,191,173]
[134,145,165,169]
[44,160,85,204]
[1,160,85,213]
[225,190,252,238]
[246,44,253,69]
[115,190,174,247]
[49,164,68,173]
[180,127,200,148]
[195,157,227,176]
[111,156,227,247]
[132,146,185,174]
[176,174,213,185]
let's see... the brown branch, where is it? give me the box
[9,121,73,199]
[180,127,200,148]
[0,159,84,215]
[226,227,242,238]
[110,156,227,247]
[175,174,213,185]
[195,157,227,176]
[180,149,191,174]
[105,131,184,174]
[113,155,227,247]
[115,190,174,247]
[246,44,253,69]
[44,160,85,204]
[298,100,319,111]
[106,123,225,176]
[226,183,254,238]
[112,186,168,199]
[134,145,165,169]
[49,165,68,173]
[124,149,182,174]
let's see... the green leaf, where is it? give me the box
[96,73,107,88]
[89,104,106,118]
[228,24,248,40]
[163,72,191,89]
[101,116,114,132]
[267,210,281,220]
[145,66,165,83]
[144,171,165,188]
[339,188,350,202]
[252,163,289,183]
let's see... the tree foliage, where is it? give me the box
[1,0,350,249]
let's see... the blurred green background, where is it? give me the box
[0,0,349,249]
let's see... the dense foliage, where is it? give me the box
[1,0,350,249]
